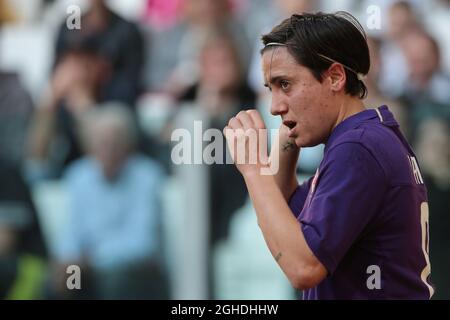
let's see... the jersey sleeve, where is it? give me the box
[300,142,387,274]
[288,176,314,219]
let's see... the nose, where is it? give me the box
[270,94,289,116]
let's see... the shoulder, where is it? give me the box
[110,12,142,38]
[327,123,412,185]
[326,139,383,171]
[127,154,165,180]
[64,157,98,188]
[324,129,389,183]
[65,157,94,175]
[124,155,166,195]
[330,122,399,152]
[326,126,380,164]
[332,119,407,161]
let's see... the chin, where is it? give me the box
[295,136,322,148]
[294,138,305,148]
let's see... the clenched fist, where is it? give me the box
[223,109,271,177]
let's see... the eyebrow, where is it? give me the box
[263,75,285,88]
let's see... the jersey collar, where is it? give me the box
[325,105,398,152]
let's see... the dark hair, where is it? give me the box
[261,12,370,99]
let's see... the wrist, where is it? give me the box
[242,164,272,180]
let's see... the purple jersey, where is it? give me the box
[288,106,434,299]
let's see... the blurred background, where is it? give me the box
[0,0,449,300]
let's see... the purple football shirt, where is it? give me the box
[288,105,434,299]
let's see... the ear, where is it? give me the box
[325,63,346,93]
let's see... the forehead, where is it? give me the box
[261,46,304,80]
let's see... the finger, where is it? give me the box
[224,125,242,141]
[246,109,266,129]
[223,125,232,139]
[228,116,243,130]
[236,110,254,130]
[223,125,237,162]
[224,122,245,142]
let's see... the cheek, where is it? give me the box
[296,77,326,102]
[291,93,332,146]
[291,83,326,124]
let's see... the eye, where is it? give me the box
[280,80,290,91]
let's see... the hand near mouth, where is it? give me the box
[223,109,270,177]
[279,122,299,152]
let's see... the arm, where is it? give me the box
[27,94,58,161]
[245,171,327,290]
[270,124,300,201]
[224,110,327,290]
[28,57,96,161]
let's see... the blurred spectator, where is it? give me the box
[365,36,409,135]
[142,0,183,31]
[54,0,144,106]
[26,44,109,181]
[52,104,169,299]
[400,30,450,105]
[0,0,33,168]
[378,1,421,97]
[179,32,255,121]
[415,118,450,299]
[399,29,450,142]
[0,72,34,167]
[0,160,47,299]
[178,33,255,245]
[0,0,47,300]
[387,1,420,40]
[175,32,256,298]
[424,0,450,74]
[144,0,250,94]
[397,20,450,300]
[0,0,16,24]
[416,118,450,189]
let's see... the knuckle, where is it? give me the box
[237,110,247,119]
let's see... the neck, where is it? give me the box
[331,96,365,131]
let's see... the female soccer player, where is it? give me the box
[224,12,434,299]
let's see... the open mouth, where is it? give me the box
[283,120,297,130]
